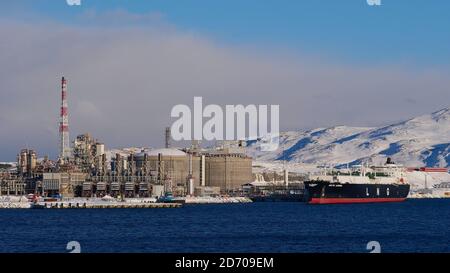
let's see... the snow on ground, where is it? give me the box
[0,196,28,203]
[253,160,319,175]
[105,147,148,162]
[406,171,450,191]
[246,108,450,168]
[0,162,16,167]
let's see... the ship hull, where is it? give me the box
[304,181,410,204]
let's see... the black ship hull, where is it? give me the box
[304,181,410,204]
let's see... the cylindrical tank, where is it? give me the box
[27,150,37,175]
[188,178,194,196]
[19,149,28,174]
[95,143,105,156]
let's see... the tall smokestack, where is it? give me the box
[165,127,171,148]
[59,76,71,163]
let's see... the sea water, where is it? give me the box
[0,199,449,253]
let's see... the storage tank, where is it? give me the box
[95,143,105,156]
[205,153,253,192]
[152,184,165,197]
[147,148,201,189]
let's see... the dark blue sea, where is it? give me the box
[1,199,449,253]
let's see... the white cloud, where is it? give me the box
[0,13,449,160]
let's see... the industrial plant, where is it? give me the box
[0,77,254,199]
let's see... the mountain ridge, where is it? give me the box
[246,107,450,167]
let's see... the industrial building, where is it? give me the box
[0,172,26,196]
[73,133,107,176]
[17,149,37,177]
[1,77,254,198]
[204,150,253,192]
[42,172,87,197]
[80,146,253,197]
[4,143,255,198]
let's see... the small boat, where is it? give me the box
[30,202,46,209]
[157,192,173,203]
[157,192,185,203]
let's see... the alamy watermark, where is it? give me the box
[367,0,381,6]
[67,0,381,7]
[66,0,81,6]
[367,241,381,253]
[170,97,280,151]
[66,241,81,253]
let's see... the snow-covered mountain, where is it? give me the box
[246,108,450,168]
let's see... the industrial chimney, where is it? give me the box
[165,127,171,148]
[59,76,71,163]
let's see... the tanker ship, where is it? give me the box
[304,159,410,204]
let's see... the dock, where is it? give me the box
[38,202,182,209]
[0,201,182,209]
[0,196,254,209]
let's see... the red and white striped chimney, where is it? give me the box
[59,76,71,162]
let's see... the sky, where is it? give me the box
[0,0,449,160]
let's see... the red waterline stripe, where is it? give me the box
[309,197,406,204]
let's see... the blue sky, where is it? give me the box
[1,1,450,160]
[3,0,450,66]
